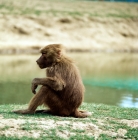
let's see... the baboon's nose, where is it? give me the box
[36,60,38,63]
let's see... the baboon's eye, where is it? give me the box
[42,52,46,55]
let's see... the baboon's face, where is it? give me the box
[36,45,62,69]
[36,54,48,69]
[36,51,54,68]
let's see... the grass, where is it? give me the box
[0,0,138,18]
[0,103,138,139]
[126,128,138,139]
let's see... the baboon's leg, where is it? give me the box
[13,86,51,114]
[14,86,73,117]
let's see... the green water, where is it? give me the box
[84,81,138,108]
[0,53,138,108]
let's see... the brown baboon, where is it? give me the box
[13,44,91,118]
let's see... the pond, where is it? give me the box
[0,53,138,108]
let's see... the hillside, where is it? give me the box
[0,0,138,54]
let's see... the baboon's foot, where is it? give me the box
[73,110,92,118]
[13,109,34,115]
[35,109,52,114]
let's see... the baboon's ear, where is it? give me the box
[56,50,62,62]
[57,50,62,57]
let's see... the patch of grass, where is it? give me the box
[41,128,65,139]
[1,103,138,120]
[98,134,115,140]
[81,103,138,119]
[0,126,10,131]
[34,10,41,16]
[0,0,138,18]
[108,120,129,131]
[0,136,20,140]
[0,103,138,139]
[106,13,137,18]
[21,121,39,131]
[70,135,95,140]
[125,128,138,139]
[0,4,5,9]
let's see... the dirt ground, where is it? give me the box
[0,115,138,139]
[0,1,138,54]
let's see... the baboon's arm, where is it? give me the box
[31,76,66,94]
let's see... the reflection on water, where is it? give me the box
[120,95,138,108]
[84,85,138,108]
[83,78,138,107]
[0,53,138,108]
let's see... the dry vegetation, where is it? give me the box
[0,0,138,54]
[1,116,137,139]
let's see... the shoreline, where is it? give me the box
[0,47,138,55]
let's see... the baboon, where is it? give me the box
[13,44,91,118]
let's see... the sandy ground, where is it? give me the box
[0,1,138,54]
[0,15,138,54]
[0,114,138,139]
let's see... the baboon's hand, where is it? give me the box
[31,84,38,94]
[31,79,38,94]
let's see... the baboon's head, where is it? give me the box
[36,44,64,68]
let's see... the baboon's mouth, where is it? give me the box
[38,64,45,69]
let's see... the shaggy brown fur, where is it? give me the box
[13,44,91,118]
